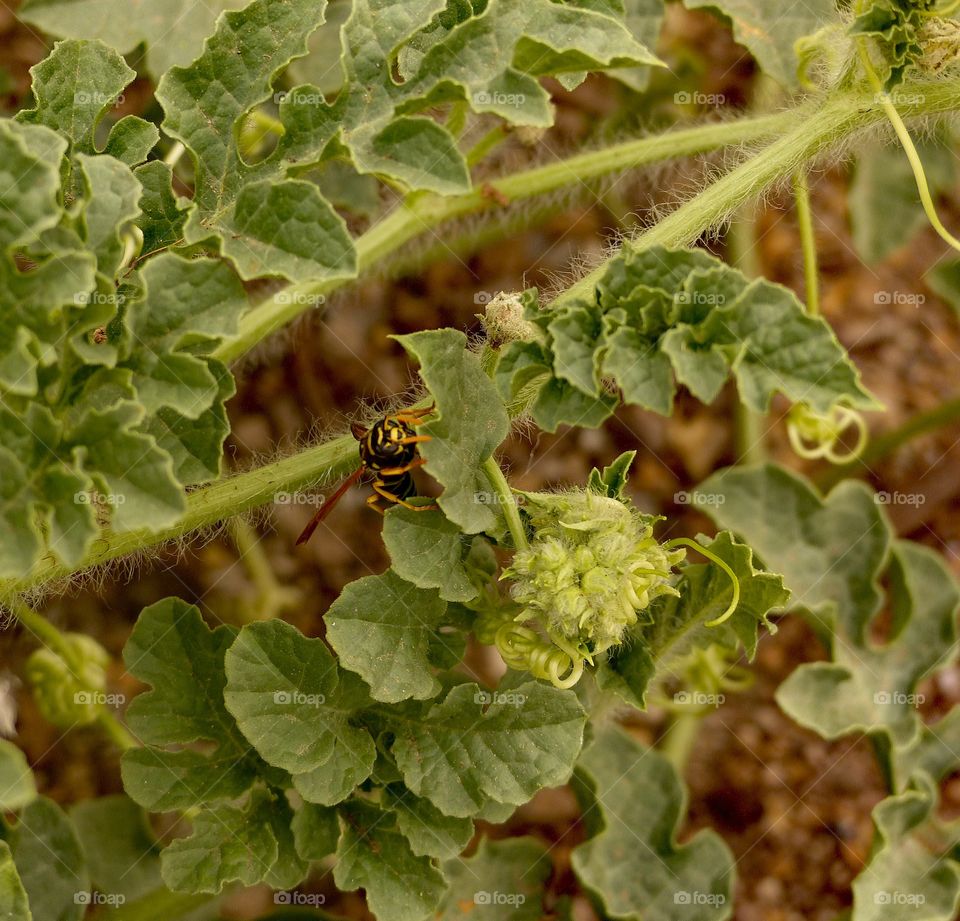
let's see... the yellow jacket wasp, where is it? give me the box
[296,404,438,545]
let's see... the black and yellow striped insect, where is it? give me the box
[296,405,437,545]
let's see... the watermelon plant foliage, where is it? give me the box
[2,0,960,920]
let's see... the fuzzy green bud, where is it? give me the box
[480,292,539,345]
[25,634,110,728]
[504,490,685,655]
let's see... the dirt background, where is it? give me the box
[2,3,960,920]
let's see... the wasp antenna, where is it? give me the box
[295,468,364,545]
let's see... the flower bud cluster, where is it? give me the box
[504,490,685,656]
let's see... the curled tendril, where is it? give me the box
[475,611,587,690]
[663,538,741,627]
[786,402,868,464]
[653,644,755,714]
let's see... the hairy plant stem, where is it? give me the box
[552,79,960,307]
[726,202,767,465]
[660,708,702,774]
[482,457,529,552]
[8,79,960,599]
[1,437,360,597]
[213,111,796,364]
[793,169,820,316]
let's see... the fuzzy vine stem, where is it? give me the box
[660,709,703,773]
[793,169,820,316]
[8,80,960,599]
[726,204,767,465]
[213,110,798,364]
[482,457,529,552]
[553,78,960,308]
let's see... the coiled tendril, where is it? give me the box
[787,401,868,464]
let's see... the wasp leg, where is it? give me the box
[365,493,386,515]
[379,457,428,476]
[372,480,438,512]
[399,434,432,446]
[393,403,436,426]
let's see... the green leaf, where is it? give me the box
[0,841,31,921]
[572,725,735,920]
[133,253,248,351]
[18,0,251,76]
[601,326,674,414]
[684,0,839,87]
[394,330,510,534]
[438,836,551,921]
[383,508,477,602]
[324,569,450,703]
[17,40,135,154]
[497,246,878,429]
[5,797,88,921]
[0,742,36,812]
[850,138,956,264]
[77,154,142,277]
[333,800,447,921]
[587,449,637,499]
[291,803,340,861]
[599,530,789,709]
[155,0,348,279]
[121,598,256,811]
[698,464,890,641]
[850,776,960,921]
[777,540,959,754]
[134,161,188,255]
[217,178,356,284]
[66,400,186,530]
[70,795,161,902]
[223,619,376,805]
[384,786,474,860]
[160,795,279,894]
[391,680,585,817]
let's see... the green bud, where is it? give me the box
[504,490,685,656]
[25,634,110,728]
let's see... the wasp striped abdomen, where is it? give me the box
[295,404,436,545]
